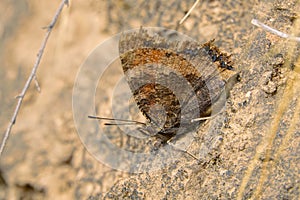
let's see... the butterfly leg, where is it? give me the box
[166,137,199,161]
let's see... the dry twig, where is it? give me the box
[179,0,200,25]
[251,19,300,42]
[0,0,69,157]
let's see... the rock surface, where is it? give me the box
[0,0,299,199]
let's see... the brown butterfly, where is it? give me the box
[90,28,237,153]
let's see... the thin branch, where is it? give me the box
[0,0,69,157]
[179,0,200,25]
[33,75,41,93]
[251,19,300,42]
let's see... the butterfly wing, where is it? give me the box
[119,28,235,141]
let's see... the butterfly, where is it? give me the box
[90,28,237,151]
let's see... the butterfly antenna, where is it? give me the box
[104,122,145,126]
[88,115,146,126]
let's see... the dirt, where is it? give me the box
[0,0,299,199]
